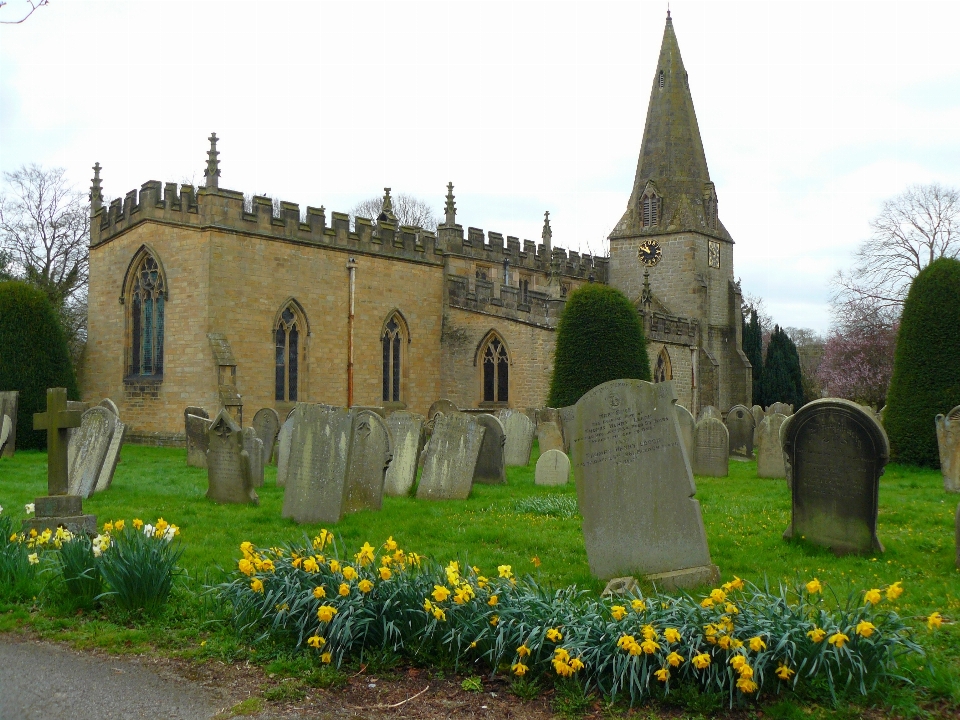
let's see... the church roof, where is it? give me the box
[610,13,732,242]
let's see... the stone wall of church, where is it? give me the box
[645,341,695,413]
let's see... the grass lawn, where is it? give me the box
[1,442,959,714]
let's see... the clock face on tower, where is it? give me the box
[637,239,662,267]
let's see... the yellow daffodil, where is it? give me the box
[700,597,715,608]
[806,578,823,594]
[717,636,733,650]
[329,559,341,573]
[477,575,489,589]
[616,635,635,650]
[104,522,114,533]
[488,595,498,606]
[927,612,943,630]
[358,579,373,594]
[738,664,754,680]
[469,642,477,649]
[885,581,903,601]
[432,585,451,602]
[321,652,332,664]
[692,653,711,669]
[828,632,850,648]
[313,586,326,599]
[511,662,528,676]
[432,607,446,621]
[736,677,758,693]
[355,542,376,566]
[664,628,681,644]
[292,556,303,569]
[302,557,319,573]
[710,588,726,603]
[723,576,745,591]
[631,598,647,612]
[307,636,326,649]
[640,639,660,654]
[338,583,350,597]
[531,556,541,567]
[27,553,39,565]
[251,579,264,593]
[776,663,795,680]
[133,518,144,530]
[725,603,739,615]
[553,659,575,678]
[666,651,684,667]
[260,559,275,573]
[516,644,531,658]
[317,605,338,623]
[546,628,563,642]
[856,621,876,638]
[611,605,627,620]
[749,636,766,652]
[238,558,255,576]
[730,655,747,671]
[384,536,398,551]
[490,615,499,626]
[570,657,585,672]
[114,519,125,531]
[807,627,826,643]
[498,564,513,579]
[864,588,882,605]
[379,566,392,581]
[342,565,358,581]
[655,668,670,682]
[731,638,744,649]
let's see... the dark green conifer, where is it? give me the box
[742,309,764,407]
[548,284,651,408]
[761,325,804,411]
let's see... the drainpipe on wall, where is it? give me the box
[689,345,698,415]
[347,257,357,407]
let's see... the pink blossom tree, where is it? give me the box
[817,311,898,408]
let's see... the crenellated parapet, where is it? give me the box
[445,275,566,328]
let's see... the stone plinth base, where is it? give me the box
[22,494,97,536]
[646,564,720,591]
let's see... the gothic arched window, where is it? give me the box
[275,303,305,402]
[641,191,660,228]
[382,312,408,402]
[654,347,673,383]
[127,250,166,377]
[480,333,509,404]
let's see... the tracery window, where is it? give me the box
[654,347,673,383]
[382,313,407,403]
[481,333,509,403]
[275,304,302,402]
[128,252,165,377]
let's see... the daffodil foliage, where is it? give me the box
[219,532,926,706]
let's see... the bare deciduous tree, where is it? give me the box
[351,193,438,231]
[0,0,49,24]
[833,183,960,316]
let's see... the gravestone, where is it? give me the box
[67,407,120,499]
[93,417,126,493]
[185,413,211,468]
[725,404,755,459]
[503,412,535,467]
[535,448,570,486]
[698,405,721,422]
[567,379,719,589]
[242,427,265,488]
[205,409,259,505]
[782,398,888,555]
[282,404,354,524]
[537,421,564,454]
[675,405,695,464]
[383,411,425,496]
[693,417,728,477]
[65,401,88,465]
[0,414,11,455]
[935,405,960,493]
[274,414,296,488]
[537,407,562,428]
[344,410,393,513]
[756,413,788,479]
[185,406,209,419]
[767,402,793,416]
[473,414,506,484]
[252,408,281,465]
[98,398,120,418]
[0,391,18,458]
[427,399,459,423]
[751,405,764,445]
[417,413,485,500]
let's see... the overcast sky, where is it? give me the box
[2,0,959,335]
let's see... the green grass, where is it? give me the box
[1,442,958,713]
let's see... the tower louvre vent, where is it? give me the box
[659,71,664,88]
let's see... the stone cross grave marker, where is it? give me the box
[0,390,19,458]
[503,411,535,467]
[756,413,788,479]
[205,409,259,505]
[67,407,119,499]
[242,427,265,488]
[675,405,695,465]
[252,407,281,465]
[693,417,728,477]
[344,410,393,513]
[782,399,888,555]
[725,404,755,459]
[417,413,485,500]
[0,414,10,455]
[535,448,570,486]
[473,413,506,484]
[537,421,564,454]
[568,379,719,589]
[275,414,296,488]
[185,407,210,468]
[383,411,425,496]
[698,405,721,423]
[935,405,960,493]
[25,388,95,535]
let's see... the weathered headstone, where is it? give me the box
[725,404,755,459]
[93,418,126,493]
[751,404,764,445]
[568,379,719,589]
[243,427,265,488]
[282,404,354,524]
[693,417,728,477]
[0,391,18,458]
[698,405,721,422]
[0,414,11,456]
[64,401,88,466]
[275,414,295,488]
[535,448,570,486]
[185,406,209,419]
[185,413,211,468]
[782,398,887,555]
[756,413,788,479]
[344,410,393,513]
[675,405,695,464]
[98,398,120,418]
[473,413,506,484]
[67,407,119,499]
[537,421,564,454]
[252,407,281,465]
[767,402,793,416]
[205,409,259,505]
[935,406,960,493]
[503,411,535,467]
[427,399,459,423]
[383,411,425,496]
[416,413,485,500]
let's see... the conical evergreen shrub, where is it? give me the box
[742,309,764,407]
[761,325,804,411]
[0,280,79,449]
[548,284,650,408]
[884,257,960,467]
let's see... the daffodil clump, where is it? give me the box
[0,504,44,598]
[221,531,927,706]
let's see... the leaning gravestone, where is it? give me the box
[503,412,535,467]
[98,398,120,418]
[0,390,18,458]
[344,410,393,514]
[935,406,960,493]
[417,413,485,500]
[725,404,755,459]
[0,414,11,455]
[242,427,265,488]
[185,413,211,468]
[274,414,296,488]
[698,405,721,422]
[537,421,564,454]
[93,417,126,493]
[675,405,695,464]
[567,379,719,589]
[252,407,281,465]
[535,448,570,486]
[67,407,119,499]
[205,409,258,505]
[782,398,887,555]
[65,401,89,466]
[383,411,425,496]
[473,413,506,484]
[693,417,728,477]
[282,404,354,524]
[427,399,459,423]
[756,413,788,479]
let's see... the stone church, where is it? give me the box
[80,12,749,443]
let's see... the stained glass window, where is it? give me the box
[482,336,509,403]
[382,316,404,402]
[129,254,165,377]
[275,306,300,401]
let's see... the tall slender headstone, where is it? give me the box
[252,407,282,464]
[693,417,728,477]
[344,410,393,513]
[275,414,295,488]
[751,404,764,446]
[67,407,119,499]
[725,404,755,459]
[242,427,265,488]
[756,413,788,479]
[567,379,719,589]
[782,399,887,555]
[205,409,259,505]
[675,405,695,464]
[503,412,535,467]
[93,418,126,493]
[0,391,18,458]
[935,406,960,493]
[383,411,425,496]
[417,413,485,500]
[473,413,506,484]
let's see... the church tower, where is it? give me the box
[608,12,751,413]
